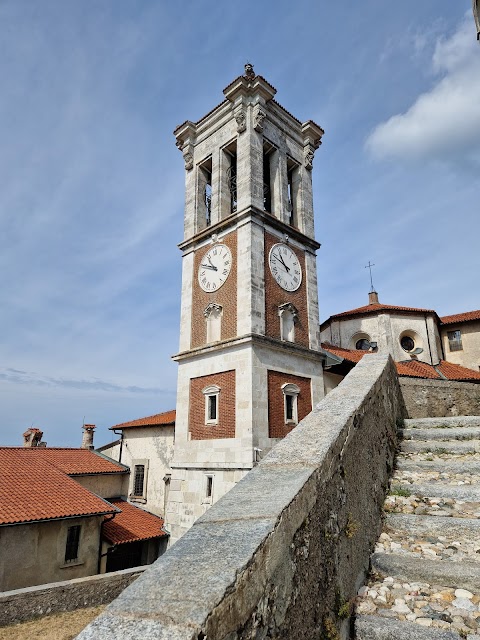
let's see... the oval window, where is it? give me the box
[401,336,415,352]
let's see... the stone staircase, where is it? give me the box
[354,416,480,640]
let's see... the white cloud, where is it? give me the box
[366,14,480,162]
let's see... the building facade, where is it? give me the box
[166,65,330,542]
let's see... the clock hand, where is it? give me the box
[201,263,217,271]
[272,253,290,272]
[207,256,218,271]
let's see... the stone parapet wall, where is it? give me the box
[400,377,480,418]
[0,567,144,627]
[77,354,406,640]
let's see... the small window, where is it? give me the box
[133,465,145,497]
[278,303,298,343]
[447,330,463,352]
[65,525,81,563]
[206,475,213,499]
[281,382,300,425]
[203,384,220,425]
[400,335,415,352]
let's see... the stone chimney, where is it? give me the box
[81,424,96,449]
[368,291,379,305]
[23,428,46,448]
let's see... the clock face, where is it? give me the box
[198,243,232,292]
[268,243,302,292]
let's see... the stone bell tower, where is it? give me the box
[166,64,329,542]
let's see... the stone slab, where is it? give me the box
[355,614,461,639]
[372,553,480,592]
[385,514,480,540]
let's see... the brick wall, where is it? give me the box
[189,370,236,439]
[191,231,237,348]
[267,370,312,438]
[264,232,308,347]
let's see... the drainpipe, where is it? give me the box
[113,429,124,464]
[98,512,117,574]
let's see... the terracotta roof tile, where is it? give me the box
[395,360,440,379]
[440,310,480,325]
[321,343,368,363]
[11,448,127,475]
[111,410,176,431]
[103,499,168,545]
[327,303,436,321]
[321,344,480,382]
[0,449,118,526]
[435,360,480,381]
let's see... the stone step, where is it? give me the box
[401,440,480,455]
[384,514,480,541]
[371,553,480,593]
[355,615,462,639]
[404,417,480,429]
[389,482,480,503]
[401,427,480,442]
[396,459,480,475]
[394,470,478,487]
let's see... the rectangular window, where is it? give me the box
[65,525,81,563]
[447,330,463,352]
[285,394,294,421]
[263,148,272,213]
[206,475,213,499]
[208,394,217,421]
[133,464,145,497]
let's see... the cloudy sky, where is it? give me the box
[0,1,478,447]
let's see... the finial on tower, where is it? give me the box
[244,62,255,79]
[365,261,379,304]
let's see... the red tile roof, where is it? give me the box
[440,310,480,325]
[0,449,118,526]
[326,303,436,321]
[321,344,480,382]
[11,448,127,475]
[111,410,176,431]
[435,360,480,381]
[321,343,368,363]
[395,360,441,379]
[102,499,168,545]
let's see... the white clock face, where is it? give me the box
[268,243,302,292]
[198,243,232,292]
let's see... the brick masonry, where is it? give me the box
[191,231,238,348]
[267,370,312,438]
[189,370,236,440]
[264,232,308,348]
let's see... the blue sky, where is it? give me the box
[0,1,478,447]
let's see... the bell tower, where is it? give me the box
[166,65,328,542]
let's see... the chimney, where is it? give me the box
[368,291,379,305]
[23,428,46,448]
[81,424,96,449]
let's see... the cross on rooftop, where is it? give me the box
[365,261,376,293]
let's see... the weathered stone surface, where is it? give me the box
[0,567,144,627]
[355,615,461,639]
[400,378,480,420]
[372,554,480,593]
[76,354,406,640]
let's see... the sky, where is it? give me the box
[0,1,478,447]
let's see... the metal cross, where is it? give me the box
[365,261,376,292]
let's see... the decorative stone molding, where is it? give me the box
[278,302,299,321]
[203,303,223,319]
[304,144,316,171]
[244,62,255,80]
[234,108,247,133]
[183,148,193,171]
[253,105,267,133]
